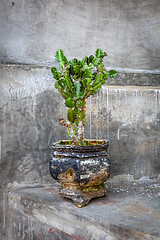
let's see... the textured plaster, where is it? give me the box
[0,66,159,187]
[0,64,160,239]
[0,0,160,238]
[0,0,160,71]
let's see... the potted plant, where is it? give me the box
[50,49,118,207]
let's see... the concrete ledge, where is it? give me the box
[8,181,160,240]
[1,63,160,86]
[108,72,160,86]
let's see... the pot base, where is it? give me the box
[59,184,107,207]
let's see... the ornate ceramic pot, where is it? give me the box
[49,140,111,207]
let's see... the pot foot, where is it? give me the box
[59,184,107,207]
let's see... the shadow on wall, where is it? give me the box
[0,89,67,186]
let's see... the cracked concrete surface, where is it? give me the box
[0,0,160,238]
[7,180,160,239]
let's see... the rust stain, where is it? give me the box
[60,168,75,182]
[40,227,84,240]
[81,171,110,187]
[133,141,152,155]
[53,165,58,170]
[125,203,151,215]
[61,182,79,190]
[124,203,159,219]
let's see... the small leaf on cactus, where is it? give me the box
[93,72,103,86]
[67,109,76,123]
[65,98,75,108]
[92,58,101,66]
[57,79,66,89]
[96,48,103,58]
[92,82,102,92]
[71,58,78,64]
[82,56,88,64]
[109,70,118,78]
[56,49,64,62]
[88,55,94,63]
[98,63,104,72]
[75,82,81,99]
[55,81,59,89]
[51,67,61,80]
[65,75,74,90]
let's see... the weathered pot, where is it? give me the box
[49,140,111,207]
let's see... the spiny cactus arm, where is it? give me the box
[76,108,86,126]
[56,86,71,100]
[64,72,74,90]
[56,49,69,68]
[51,67,62,80]
[67,108,76,123]
[96,48,108,58]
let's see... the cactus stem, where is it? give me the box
[59,118,79,145]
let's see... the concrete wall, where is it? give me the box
[0,0,160,71]
[0,0,160,239]
[0,64,159,239]
[0,65,159,189]
[87,86,160,179]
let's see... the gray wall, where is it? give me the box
[0,0,160,71]
[0,1,160,239]
[0,65,159,182]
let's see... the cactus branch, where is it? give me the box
[59,118,79,145]
[77,120,84,140]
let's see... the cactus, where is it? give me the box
[51,49,118,145]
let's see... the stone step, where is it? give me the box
[8,181,160,240]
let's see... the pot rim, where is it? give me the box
[51,139,109,152]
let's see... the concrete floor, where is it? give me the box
[8,180,160,240]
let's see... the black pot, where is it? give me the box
[49,140,111,207]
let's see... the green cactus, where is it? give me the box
[51,49,118,145]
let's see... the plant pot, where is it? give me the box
[49,139,111,207]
